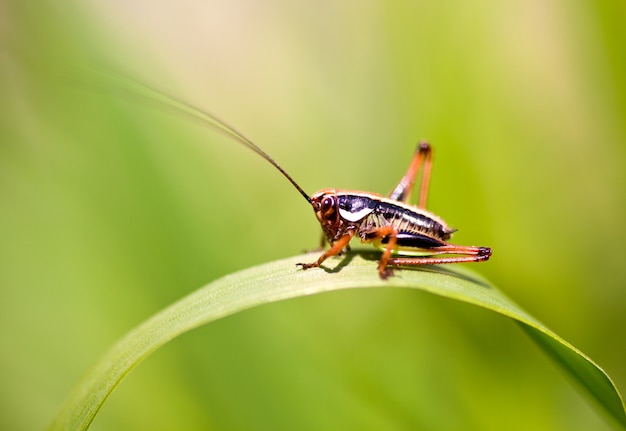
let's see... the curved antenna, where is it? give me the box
[116,80,311,203]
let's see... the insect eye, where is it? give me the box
[321,196,336,216]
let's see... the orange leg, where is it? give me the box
[388,142,433,208]
[387,245,492,267]
[297,231,354,270]
[359,225,487,278]
[371,225,398,279]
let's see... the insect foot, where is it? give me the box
[477,247,492,260]
[296,262,319,270]
[378,267,394,280]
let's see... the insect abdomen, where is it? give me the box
[357,200,454,254]
[375,201,452,239]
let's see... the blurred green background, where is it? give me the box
[1,1,625,430]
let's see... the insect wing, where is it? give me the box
[337,193,380,222]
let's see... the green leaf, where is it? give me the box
[49,252,626,430]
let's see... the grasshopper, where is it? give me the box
[297,142,491,278]
[132,86,491,278]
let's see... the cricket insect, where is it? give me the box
[134,86,491,278]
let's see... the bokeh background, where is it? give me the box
[1,1,625,430]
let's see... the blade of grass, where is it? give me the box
[49,252,626,430]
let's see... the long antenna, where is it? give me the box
[112,79,312,203]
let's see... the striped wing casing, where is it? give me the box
[336,192,456,254]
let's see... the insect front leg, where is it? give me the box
[388,141,433,208]
[297,231,354,271]
[319,230,326,249]
[316,231,350,253]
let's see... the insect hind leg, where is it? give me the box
[388,141,433,208]
[387,245,492,267]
